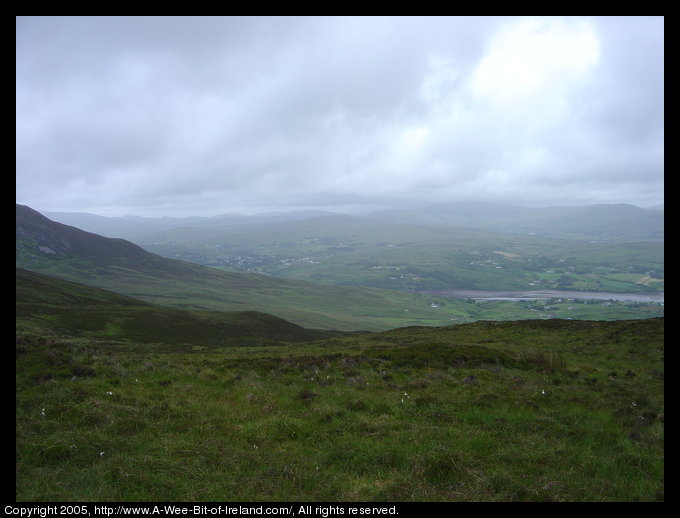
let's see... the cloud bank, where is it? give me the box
[16,16,664,216]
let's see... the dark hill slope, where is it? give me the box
[16,266,151,308]
[17,203,207,278]
[16,268,338,347]
[17,204,148,260]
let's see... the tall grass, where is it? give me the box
[517,349,567,372]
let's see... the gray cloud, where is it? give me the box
[16,16,663,216]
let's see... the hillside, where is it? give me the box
[17,204,151,262]
[16,316,664,501]
[16,268,338,347]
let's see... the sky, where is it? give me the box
[16,16,664,217]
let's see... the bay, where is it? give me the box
[427,289,664,303]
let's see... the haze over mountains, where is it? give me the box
[366,203,663,241]
[45,202,663,243]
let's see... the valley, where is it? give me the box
[17,205,663,329]
[145,236,664,295]
[45,203,664,306]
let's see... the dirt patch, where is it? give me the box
[635,275,655,286]
[493,250,519,259]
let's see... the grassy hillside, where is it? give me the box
[16,317,664,501]
[16,268,339,348]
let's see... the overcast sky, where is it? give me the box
[16,16,664,217]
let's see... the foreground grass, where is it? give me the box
[16,319,664,502]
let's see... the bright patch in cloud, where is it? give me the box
[471,18,600,103]
[398,126,430,154]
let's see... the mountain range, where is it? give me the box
[46,202,663,242]
[366,202,664,241]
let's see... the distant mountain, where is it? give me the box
[367,202,664,241]
[44,208,339,240]
[135,212,485,249]
[16,204,459,331]
[487,204,664,241]
[16,268,337,346]
[367,201,523,227]
[45,202,664,243]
